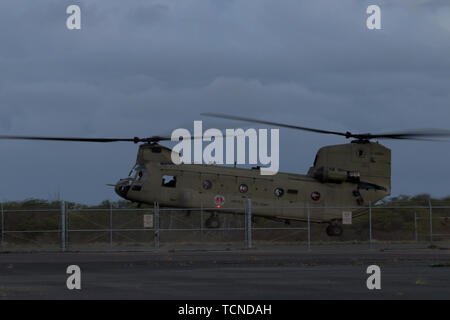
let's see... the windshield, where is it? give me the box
[128,164,148,181]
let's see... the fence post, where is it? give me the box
[307,203,311,252]
[246,199,252,249]
[369,202,372,249]
[110,203,113,248]
[154,202,160,249]
[61,201,66,252]
[200,201,204,239]
[429,200,433,245]
[1,202,4,247]
[414,212,418,242]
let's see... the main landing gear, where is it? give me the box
[205,213,221,229]
[326,221,343,237]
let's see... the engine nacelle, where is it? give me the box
[308,142,391,194]
[313,166,360,183]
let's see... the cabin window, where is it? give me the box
[239,184,248,193]
[202,180,212,190]
[274,188,284,198]
[162,175,177,188]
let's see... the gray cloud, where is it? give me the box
[0,0,449,203]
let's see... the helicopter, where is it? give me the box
[1,114,450,236]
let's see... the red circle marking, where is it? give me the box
[214,195,225,206]
[311,192,320,201]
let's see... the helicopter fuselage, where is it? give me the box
[115,142,391,224]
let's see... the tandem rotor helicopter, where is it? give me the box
[1,113,450,236]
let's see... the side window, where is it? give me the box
[162,175,177,188]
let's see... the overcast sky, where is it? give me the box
[0,0,449,204]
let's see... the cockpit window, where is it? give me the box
[129,164,148,181]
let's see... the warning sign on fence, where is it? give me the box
[342,211,352,225]
[143,214,154,228]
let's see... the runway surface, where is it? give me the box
[0,244,449,299]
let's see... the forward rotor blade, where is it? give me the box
[0,135,136,143]
[0,134,240,144]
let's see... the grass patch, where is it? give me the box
[429,263,450,268]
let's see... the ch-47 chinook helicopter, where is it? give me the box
[1,114,449,236]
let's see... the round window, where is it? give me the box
[274,188,284,198]
[239,184,248,193]
[202,180,212,190]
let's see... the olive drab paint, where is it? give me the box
[115,140,391,231]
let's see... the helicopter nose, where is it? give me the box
[115,179,132,199]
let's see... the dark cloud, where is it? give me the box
[0,0,449,203]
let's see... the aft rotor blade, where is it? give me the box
[201,113,351,138]
[364,129,450,141]
[202,113,450,141]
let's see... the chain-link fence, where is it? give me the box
[0,201,449,252]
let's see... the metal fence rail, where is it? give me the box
[0,200,449,252]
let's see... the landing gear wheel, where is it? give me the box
[205,214,221,229]
[326,223,343,237]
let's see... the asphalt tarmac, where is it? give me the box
[0,244,449,299]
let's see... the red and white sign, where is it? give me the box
[214,195,225,206]
[143,214,154,228]
[342,211,352,225]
